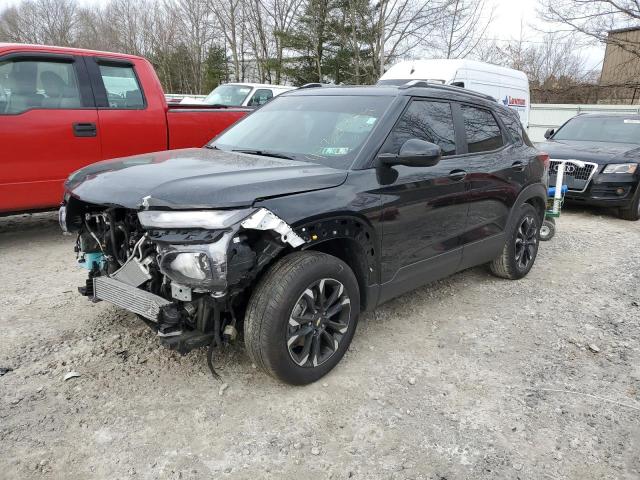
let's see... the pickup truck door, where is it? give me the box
[85,56,167,160]
[0,52,100,213]
[377,99,469,303]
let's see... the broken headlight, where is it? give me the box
[158,232,234,291]
[138,209,254,229]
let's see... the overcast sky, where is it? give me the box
[486,0,605,72]
[0,0,606,72]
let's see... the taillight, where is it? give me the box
[537,152,550,169]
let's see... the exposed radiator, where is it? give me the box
[93,276,171,322]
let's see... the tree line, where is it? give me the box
[0,0,638,101]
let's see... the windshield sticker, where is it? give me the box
[624,119,640,124]
[321,147,350,156]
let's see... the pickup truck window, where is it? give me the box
[203,84,252,106]
[248,89,273,106]
[213,95,393,169]
[0,59,82,114]
[98,64,144,109]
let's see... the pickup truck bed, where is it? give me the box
[0,43,251,214]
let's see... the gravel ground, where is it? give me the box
[1,207,639,480]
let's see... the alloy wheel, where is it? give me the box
[287,278,351,368]
[515,216,538,269]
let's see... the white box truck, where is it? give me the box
[378,59,530,128]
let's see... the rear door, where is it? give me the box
[0,52,99,212]
[85,56,166,159]
[456,103,522,268]
[377,98,469,301]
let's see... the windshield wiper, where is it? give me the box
[231,149,295,160]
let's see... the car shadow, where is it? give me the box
[0,211,63,243]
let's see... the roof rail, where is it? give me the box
[399,79,497,102]
[299,82,324,89]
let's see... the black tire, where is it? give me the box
[539,217,556,241]
[244,251,360,385]
[619,187,640,221]
[489,203,541,280]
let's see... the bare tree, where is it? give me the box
[435,0,494,59]
[539,0,640,60]
[172,0,216,93]
[0,0,79,46]
[366,0,443,76]
[264,0,304,83]
[211,0,244,81]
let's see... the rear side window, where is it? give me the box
[382,100,457,156]
[461,105,504,153]
[0,59,82,114]
[496,110,524,146]
[98,64,144,109]
[248,88,273,106]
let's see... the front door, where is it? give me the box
[0,53,99,212]
[377,99,469,302]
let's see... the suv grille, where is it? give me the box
[549,160,598,192]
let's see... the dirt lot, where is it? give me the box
[1,207,639,480]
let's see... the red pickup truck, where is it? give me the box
[0,43,251,214]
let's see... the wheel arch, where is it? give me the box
[293,215,379,312]
[508,183,547,229]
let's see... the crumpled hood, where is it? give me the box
[65,148,348,209]
[537,140,640,165]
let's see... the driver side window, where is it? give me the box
[248,88,273,106]
[0,59,82,114]
[381,100,457,156]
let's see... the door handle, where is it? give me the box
[511,161,525,171]
[73,122,97,137]
[448,169,467,181]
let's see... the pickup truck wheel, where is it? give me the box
[618,187,640,221]
[489,203,540,280]
[244,251,360,385]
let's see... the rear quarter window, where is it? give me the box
[496,109,524,146]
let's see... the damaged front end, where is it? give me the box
[60,199,304,354]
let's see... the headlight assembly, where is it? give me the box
[602,163,637,174]
[138,209,254,229]
[158,233,233,290]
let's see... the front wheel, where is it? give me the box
[618,187,640,221]
[244,251,360,385]
[489,203,541,280]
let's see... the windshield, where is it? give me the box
[203,84,252,106]
[212,95,393,169]
[553,116,640,144]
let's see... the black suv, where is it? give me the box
[542,114,640,220]
[60,83,547,384]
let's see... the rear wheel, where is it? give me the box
[490,203,540,280]
[619,187,640,221]
[244,251,360,385]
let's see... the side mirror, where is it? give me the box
[544,128,555,140]
[377,139,442,169]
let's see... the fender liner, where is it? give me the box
[293,215,379,310]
